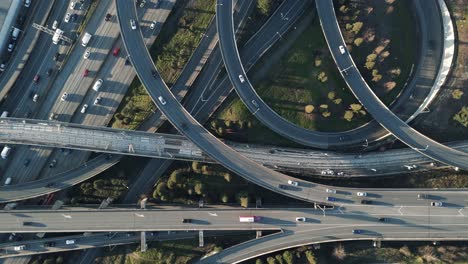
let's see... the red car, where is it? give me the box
[112,47,120,56]
[83,69,89,77]
[33,74,40,83]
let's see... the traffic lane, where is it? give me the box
[2,207,467,233]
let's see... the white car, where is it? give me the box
[24,0,31,7]
[158,96,166,105]
[130,19,137,30]
[295,217,306,222]
[431,201,443,207]
[238,74,245,83]
[357,192,367,197]
[64,13,71,23]
[0,63,6,72]
[81,104,88,114]
[52,20,58,30]
[326,188,336,194]
[69,2,76,9]
[150,20,157,30]
[93,96,101,105]
[287,180,298,186]
[32,94,39,102]
[83,50,90,59]
[92,79,103,91]
[339,45,346,54]
[61,92,68,101]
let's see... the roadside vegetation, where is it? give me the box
[68,157,147,204]
[246,242,468,264]
[151,161,301,206]
[111,0,216,130]
[215,0,416,139]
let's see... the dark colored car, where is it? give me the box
[23,222,34,226]
[70,13,77,22]
[33,74,40,83]
[125,57,131,65]
[105,13,112,21]
[23,159,31,167]
[44,241,56,247]
[49,159,57,168]
[46,183,55,188]
[378,217,389,222]
[278,184,287,190]
[182,218,192,223]
[83,69,89,77]
[151,70,158,78]
[361,200,372,204]
[46,68,53,76]
[352,229,363,234]
[112,47,120,56]
[53,52,60,61]
[326,196,336,202]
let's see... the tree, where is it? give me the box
[275,254,284,264]
[304,105,315,114]
[223,172,232,182]
[225,120,233,127]
[319,104,329,111]
[344,111,354,121]
[314,57,322,67]
[339,5,349,13]
[317,72,328,82]
[192,161,201,173]
[221,193,229,203]
[333,98,342,105]
[453,106,468,127]
[256,259,265,264]
[351,22,363,34]
[333,244,347,260]
[305,250,317,264]
[257,0,272,16]
[155,182,169,199]
[384,81,397,90]
[194,182,205,196]
[327,91,336,100]
[167,170,183,189]
[238,191,249,208]
[283,250,294,264]
[322,111,331,118]
[364,61,375,70]
[349,103,362,112]
[452,89,464,99]
[354,37,364,46]
[366,53,377,62]
[267,257,277,264]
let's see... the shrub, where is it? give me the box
[354,37,364,46]
[305,250,316,264]
[305,105,315,113]
[333,244,346,260]
[317,71,328,82]
[452,89,464,99]
[344,110,354,121]
[351,22,363,34]
[267,257,277,264]
[453,106,468,127]
[257,0,272,16]
[283,250,294,264]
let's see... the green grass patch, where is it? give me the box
[217,11,368,135]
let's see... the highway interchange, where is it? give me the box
[0,0,466,262]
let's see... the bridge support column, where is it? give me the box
[256,231,262,238]
[199,230,204,247]
[141,231,147,252]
